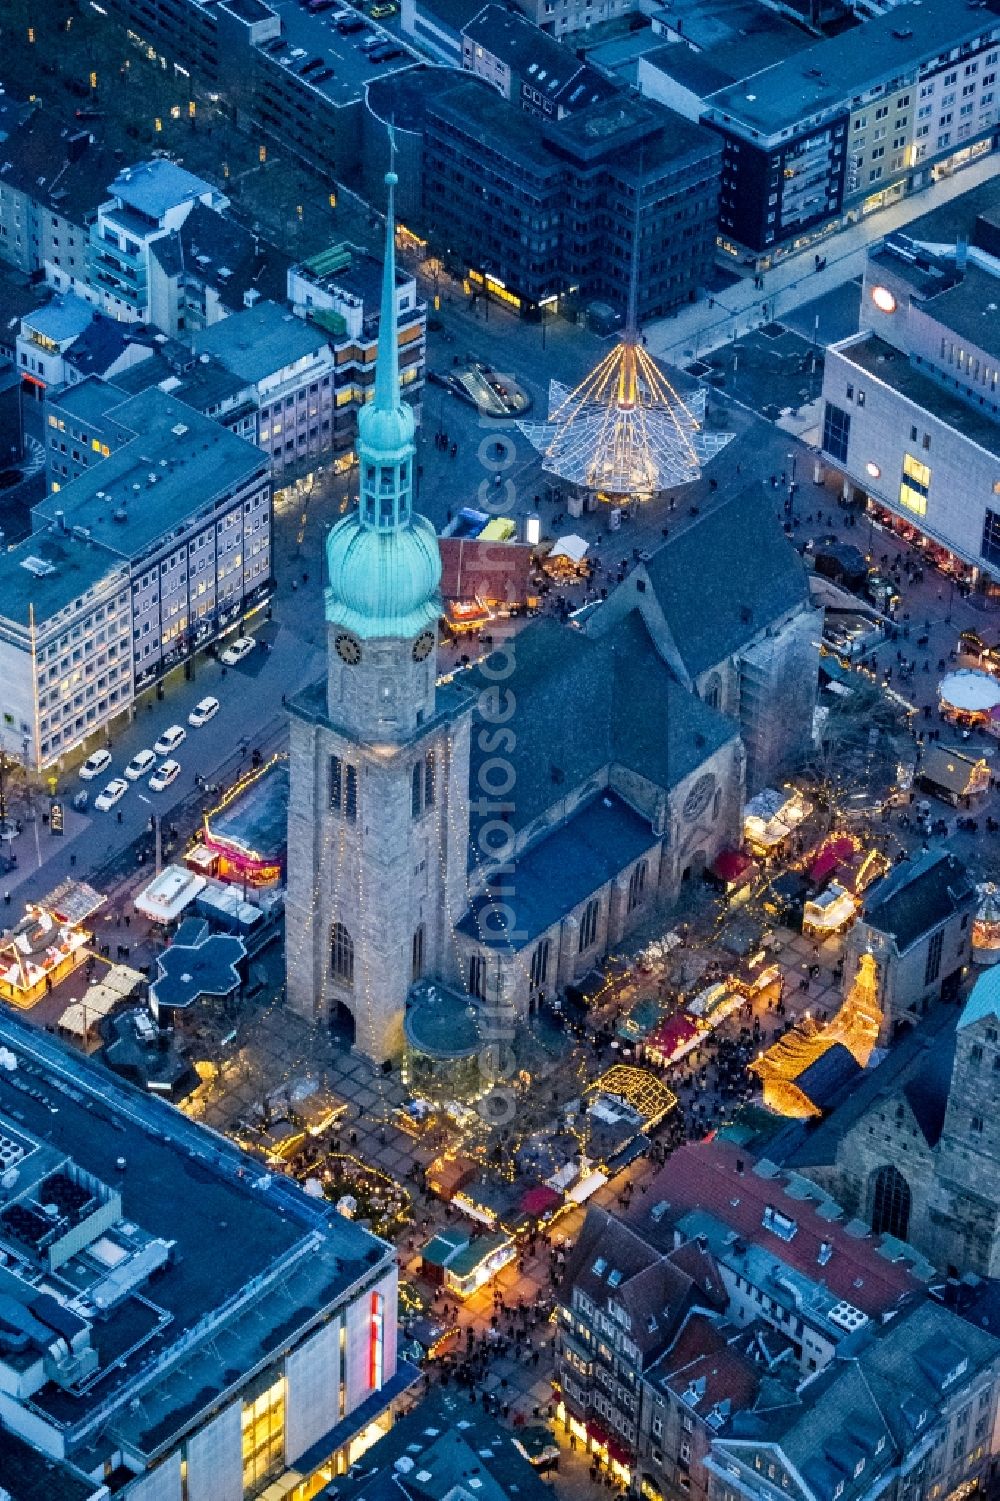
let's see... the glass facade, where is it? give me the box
[822,402,851,463]
[242,1374,285,1495]
[899,453,931,516]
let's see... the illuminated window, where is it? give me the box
[899,453,930,516]
[241,1374,285,1492]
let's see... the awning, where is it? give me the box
[521,1184,562,1217]
[710,848,754,885]
[808,836,857,885]
[567,1169,607,1203]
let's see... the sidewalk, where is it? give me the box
[645,153,1000,364]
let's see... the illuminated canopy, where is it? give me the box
[518,341,733,500]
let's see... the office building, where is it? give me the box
[0,1007,410,1499]
[193,300,338,481]
[422,79,722,318]
[0,384,271,766]
[820,219,1000,594]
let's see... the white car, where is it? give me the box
[220,636,256,666]
[154,724,187,756]
[124,748,157,781]
[149,759,181,793]
[188,695,220,727]
[94,778,128,812]
[80,748,112,781]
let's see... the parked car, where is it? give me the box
[220,636,256,666]
[188,696,220,727]
[154,724,187,756]
[149,759,181,793]
[95,778,128,811]
[80,748,112,780]
[124,748,157,781]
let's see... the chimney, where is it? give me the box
[55,509,66,533]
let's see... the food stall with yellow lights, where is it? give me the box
[938,669,1000,732]
[541,534,590,582]
[420,1227,516,1299]
[743,787,813,855]
[802,882,857,938]
[0,880,102,1008]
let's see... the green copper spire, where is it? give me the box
[324,138,441,641]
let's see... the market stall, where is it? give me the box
[743,787,813,855]
[802,881,857,938]
[707,848,756,898]
[0,885,99,1008]
[644,1012,701,1067]
[541,534,590,583]
[973,886,1000,966]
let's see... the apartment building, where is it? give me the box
[820,219,1000,593]
[461,7,616,118]
[88,159,228,321]
[639,0,1000,269]
[0,102,118,287]
[0,1009,412,1500]
[554,1204,726,1481]
[0,383,271,766]
[16,295,156,400]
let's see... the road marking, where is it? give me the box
[137,794,151,804]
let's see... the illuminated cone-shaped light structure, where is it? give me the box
[519,206,733,502]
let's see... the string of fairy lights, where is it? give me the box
[518,338,734,500]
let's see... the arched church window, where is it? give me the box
[627,861,647,913]
[412,924,425,983]
[412,762,423,819]
[425,750,436,809]
[870,1163,911,1240]
[331,923,355,987]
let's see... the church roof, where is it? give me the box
[640,490,809,678]
[774,1004,957,1170]
[457,790,658,949]
[608,609,738,785]
[464,610,737,839]
[958,965,1000,1031]
[466,619,615,836]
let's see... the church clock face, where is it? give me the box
[412,629,436,663]
[335,632,362,666]
[683,773,715,821]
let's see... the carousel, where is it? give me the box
[938,669,1000,731]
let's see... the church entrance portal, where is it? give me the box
[329,999,356,1047]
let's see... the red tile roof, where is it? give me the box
[626,1141,920,1318]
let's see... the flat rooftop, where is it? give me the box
[0,530,124,631]
[705,0,1000,138]
[0,1009,392,1461]
[258,1,418,109]
[832,331,1000,457]
[193,299,329,383]
[921,262,1000,363]
[109,159,217,220]
[34,387,267,563]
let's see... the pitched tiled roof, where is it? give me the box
[626,1141,921,1318]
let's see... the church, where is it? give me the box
[284,167,820,1063]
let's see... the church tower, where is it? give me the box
[285,158,471,1063]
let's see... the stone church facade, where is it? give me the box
[285,168,821,1065]
[787,968,1000,1278]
